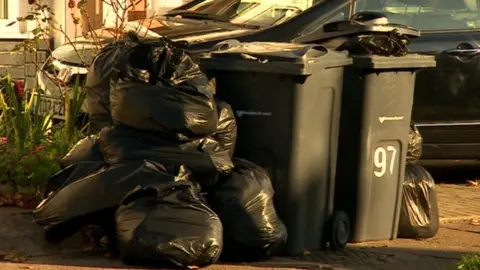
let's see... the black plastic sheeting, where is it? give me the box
[34,160,175,242]
[207,158,287,261]
[97,125,233,182]
[109,81,217,139]
[35,35,286,267]
[85,41,137,135]
[116,171,223,268]
[109,36,217,140]
[398,164,439,239]
[407,121,423,164]
[44,162,105,198]
[335,30,410,56]
[59,135,104,169]
[212,100,237,158]
[86,34,216,137]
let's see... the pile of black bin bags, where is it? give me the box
[397,121,440,239]
[33,35,287,268]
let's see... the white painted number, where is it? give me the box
[373,146,397,178]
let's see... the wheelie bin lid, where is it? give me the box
[200,41,353,75]
[351,54,436,69]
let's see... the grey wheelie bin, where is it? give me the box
[200,41,352,256]
[334,55,436,243]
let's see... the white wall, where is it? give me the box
[51,0,68,46]
[147,0,185,17]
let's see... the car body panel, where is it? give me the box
[409,30,480,164]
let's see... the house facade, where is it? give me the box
[0,0,188,86]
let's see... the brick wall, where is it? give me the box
[0,39,50,88]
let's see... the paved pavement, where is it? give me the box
[0,183,478,270]
[437,184,479,222]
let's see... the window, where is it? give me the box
[0,0,7,19]
[241,7,303,27]
[0,1,27,38]
[355,0,480,31]
[298,3,351,37]
[170,0,320,27]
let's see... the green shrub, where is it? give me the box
[0,74,85,194]
[456,253,480,270]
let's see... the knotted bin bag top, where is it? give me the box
[109,36,218,140]
[115,168,223,268]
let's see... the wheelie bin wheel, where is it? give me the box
[329,211,350,251]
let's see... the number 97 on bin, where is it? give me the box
[373,143,400,178]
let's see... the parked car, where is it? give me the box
[37,0,480,167]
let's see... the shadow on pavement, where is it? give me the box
[17,246,467,270]
[0,207,475,270]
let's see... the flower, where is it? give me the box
[1,137,6,144]
[32,145,45,153]
[12,80,25,99]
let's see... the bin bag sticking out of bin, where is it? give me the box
[33,160,176,243]
[109,36,218,140]
[115,172,223,268]
[398,164,439,239]
[59,135,104,169]
[407,121,423,164]
[98,125,234,182]
[335,30,410,56]
[207,158,287,261]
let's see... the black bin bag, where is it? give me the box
[33,160,175,243]
[116,172,223,268]
[208,158,287,261]
[59,135,104,169]
[85,39,139,135]
[98,126,234,187]
[407,121,423,164]
[398,164,439,239]
[110,81,218,139]
[109,37,218,139]
[212,100,237,158]
[43,162,104,198]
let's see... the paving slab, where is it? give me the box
[437,184,479,222]
[1,198,478,270]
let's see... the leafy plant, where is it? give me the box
[0,75,57,191]
[0,75,85,195]
[49,76,87,156]
[0,0,150,197]
[456,253,480,270]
